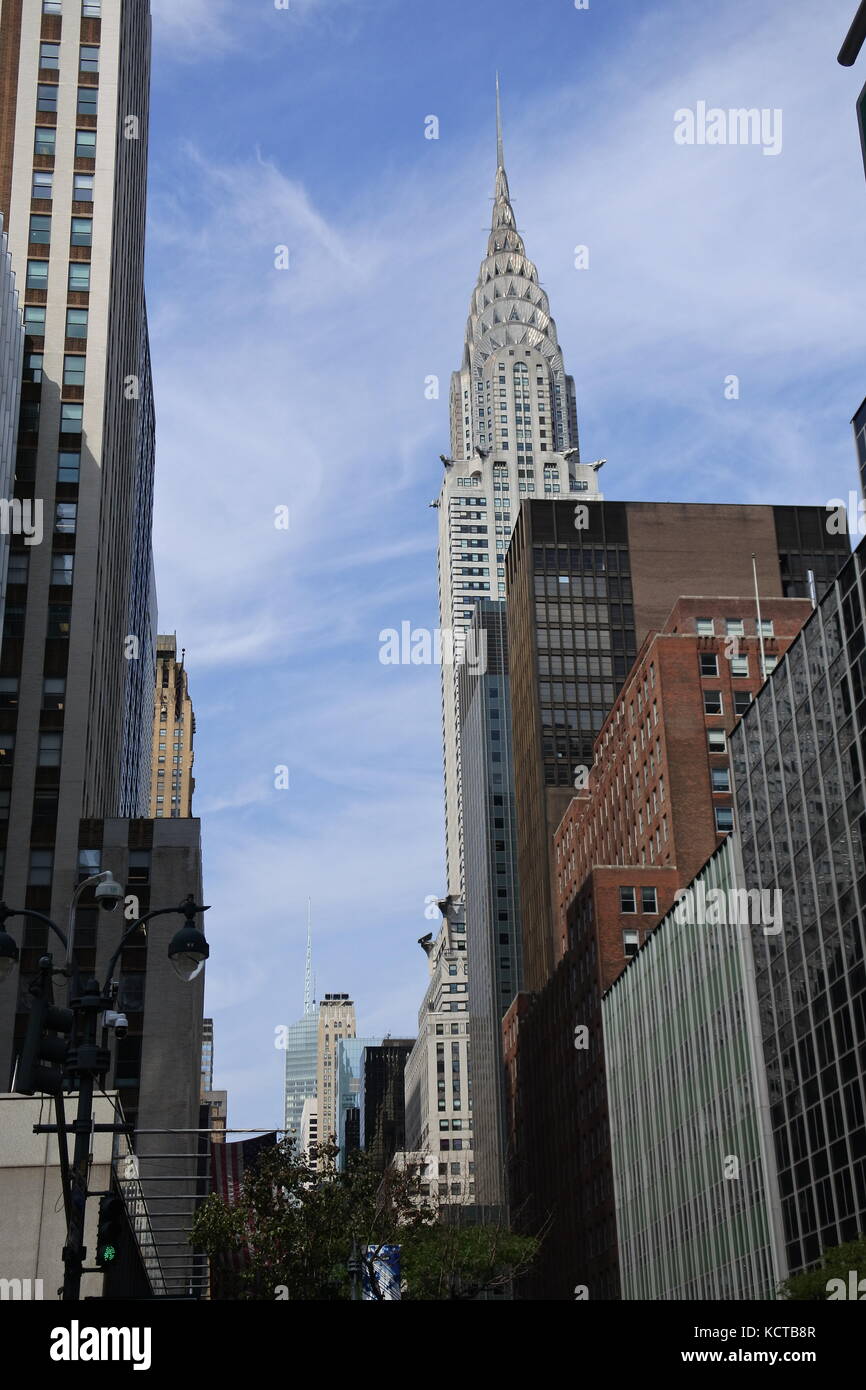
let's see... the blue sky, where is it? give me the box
[142,0,866,1129]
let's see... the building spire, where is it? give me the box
[304,898,314,1014]
[496,71,504,171]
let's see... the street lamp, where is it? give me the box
[0,887,210,1300]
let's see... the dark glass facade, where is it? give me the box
[360,1040,414,1171]
[459,601,521,1209]
[854,395,866,502]
[732,540,866,1275]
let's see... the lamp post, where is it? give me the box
[0,889,209,1300]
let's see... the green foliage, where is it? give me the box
[777,1234,866,1300]
[190,1137,537,1300]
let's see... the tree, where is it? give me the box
[777,1235,866,1300]
[191,1137,538,1300]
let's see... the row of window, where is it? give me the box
[25,305,89,338]
[34,126,96,156]
[32,170,93,202]
[0,730,63,765]
[42,1,102,16]
[696,617,774,638]
[704,690,753,717]
[38,43,99,74]
[0,677,65,710]
[21,401,86,435]
[8,551,74,585]
[25,353,85,386]
[27,259,92,291]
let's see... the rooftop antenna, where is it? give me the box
[496,71,505,170]
[304,898,314,1015]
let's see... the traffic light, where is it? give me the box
[14,965,73,1096]
[96,1193,124,1268]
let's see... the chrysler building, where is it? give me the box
[438,79,603,893]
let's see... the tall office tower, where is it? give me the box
[403,897,474,1203]
[200,1016,214,1096]
[316,992,356,1148]
[603,834,786,1300]
[505,499,852,996]
[360,1039,414,1171]
[334,1033,382,1169]
[283,908,318,1139]
[0,0,160,1083]
[458,600,520,1209]
[838,4,866,180]
[510,594,811,1300]
[438,80,603,896]
[853,396,866,500]
[148,634,195,818]
[732,538,866,1278]
[120,310,156,818]
[0,210,23,645]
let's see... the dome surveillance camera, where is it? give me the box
[95,878,123,911]
[104,1010,129,1039]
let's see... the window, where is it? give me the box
[700,653,718,676]
[696,617,714,636]
[623,928,640,959]
[38,732,62,767]
[50,553,74,586]
[703,690,723,715]
[55,501,77,532]
[80,45,99,73]
[43,678,66,710]
[34,128,56,156]
[82,0,101,13]
[66,308,88,338]
[730,655,749,678]
[0,791,9,820]
[63,355,86,387]
[763,656,778,674]
[0,735,14,766]
[48,605,71,638]
[40,43,61,70]
[712,767,731,792]
[715,806,734,833]
[23,352,43,383]
[758,619,774,638]
[60,404,83,436]
[75,130,96,159]
[620,886,636,913]
[0,678,19,709]
[71,217,92,246]
[128,851,150,886]
[78,848,101,881]
[734,691,752,716]
[44,1,63,12]
[77,86,98,116]
[7,552,28,585]
[26,260,49,289]
[641,886,657,913]
[707,729,727,753]
[725,618,745,637]
[32,170,53,200]
[24,306,46,336]
[57,451,80,484]
[29,850,54,887]
[73,174,94,202]
[68,262,90,291]
[37,85,58,114]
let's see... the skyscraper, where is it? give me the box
[0,0,161,1082]
[283,906,318,1140]
[316,992,356,1148]
[148,634,195,818]
[403,897,474,1203]
[438,79,602,897]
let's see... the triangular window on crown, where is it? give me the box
[509,307,521,322]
